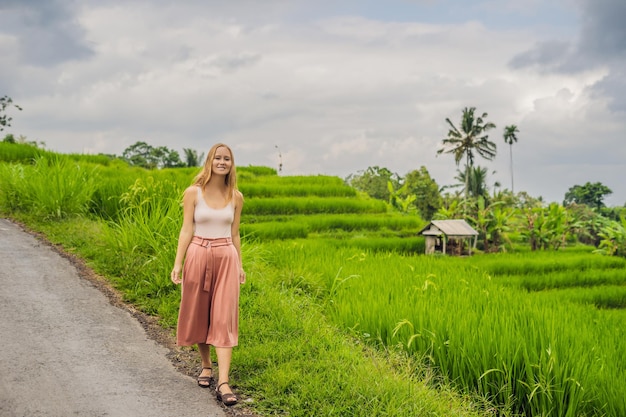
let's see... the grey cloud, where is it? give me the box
[509,0,626,71]
[577,0,626,59]
[508,40,573,72]
[213,52,262,73]
[0,0,93,66]
[509,0,626,112]
[591,68,626,112]
[580,0,626,112]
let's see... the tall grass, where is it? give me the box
[244,197,387,215]
[4,151,625,416]
[471,251,625,276]
[263,240,626,416]
[0,141,52,162]
[242,214,424,241]
[240,183,356,198]
[100,177,184,325]
[1,160,491,417]
[0,156,98,219]
[243,174,346,186]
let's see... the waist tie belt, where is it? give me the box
[190,236,233,292]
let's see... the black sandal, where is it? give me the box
[197,367,213,388]
[216,382,238,406]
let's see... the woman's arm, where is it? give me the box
[232,190,245,284]
[171,186,196,285]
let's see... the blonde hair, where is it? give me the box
[193,143,238,201]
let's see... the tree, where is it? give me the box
[387,181,416,213]
[345,166,400,201]
[451,165,493,200]
[503,125,519,193]
[437,107,497,201]
[122,141,185,169]
[403,166,442,220]
[1,95,22,132]
[156,146,185,168]
[467,197,512,253]
[2,133,45,148]
[563,182,612,210]
[183,148,205,167]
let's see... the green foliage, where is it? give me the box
[121,140,185,169]
[467,197,513,252]
[595,215,626,257]
[242,221,309,240]
[240,183,356,198]
[438,107,497,167]
[244,197,387,215]
[242,214,424,243]
[0,156,98,219]
[345,166,400,201]
[5,146,626,416]
[182,148,204,167]
[503,124,519,192]
[326,236,425,254]
[437,107,497,200]
[318,246,626,416]
[450,165,494,200]
[101,177,184,320]
[238,165,277,177]
[0,141,52,163]
[519,203,581,251]
[387,180,415,213]
[3,158,489,417]
[402,166,442,220]
[564,181,613,209]
[0,95,22,132]
[345,166,442,220]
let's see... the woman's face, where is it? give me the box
[212,146,232,176]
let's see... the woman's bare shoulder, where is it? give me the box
[234,189,244,204]
[182,185,199,201]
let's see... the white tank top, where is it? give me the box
[193,186,234,238]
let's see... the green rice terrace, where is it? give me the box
[1,142,625,416]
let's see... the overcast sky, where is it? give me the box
[1,0,625,205]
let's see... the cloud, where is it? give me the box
[508,40,574,72]
[509,0,626,112]
[1,0,625,205]
[577,0,626,59]
[0,0,93,66]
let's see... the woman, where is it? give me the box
[171,143,245,406]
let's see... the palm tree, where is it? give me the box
[503,125,519,193]
[183,148,205,167]
[437,107,497,200]
[453,165,492,200]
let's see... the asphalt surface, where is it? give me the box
[0,218,228,417]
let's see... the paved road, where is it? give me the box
[0,218,227,417]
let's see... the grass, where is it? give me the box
[261,240,626,416]
[243,197,388,215]
[6,212,490,417]
[2,149,625,416]
[0,156,99,219]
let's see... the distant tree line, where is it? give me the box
[120,141,204,169]
[1,95,205,169]
[4,94,624,255]
[346,106,625,256]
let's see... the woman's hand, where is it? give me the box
[239,268,246,284]
[171,266,183,285]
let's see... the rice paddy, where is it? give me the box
[1,142,624,416]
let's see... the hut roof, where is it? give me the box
[418,219,478,237]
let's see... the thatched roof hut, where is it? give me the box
[418,219,478,255]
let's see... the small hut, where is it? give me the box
[418,219,478,255]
